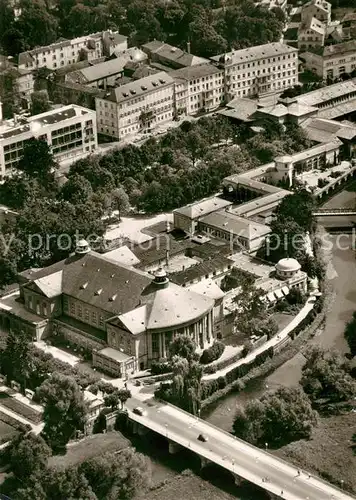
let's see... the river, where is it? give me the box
[145,186,356,499]
[204,185,356,432]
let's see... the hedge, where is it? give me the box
[150,360,172,375]
[200,341,225,364]
[201,345,274,400]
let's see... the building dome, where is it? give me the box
[75,239,91,255]
[276,258,301,273]
[140,275,214,331]
[153,267,169,287]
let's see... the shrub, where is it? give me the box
[242,340,253,357]
[203,364,217,374]
[150,360,172,375]
[200,341,225,364]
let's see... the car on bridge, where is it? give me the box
[198,433,208,442]
[133,406,147,416]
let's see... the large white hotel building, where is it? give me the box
[0,104,97,179]
[210,42,299,101]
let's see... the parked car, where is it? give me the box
[133,406,147,416]
[198,433,208,442]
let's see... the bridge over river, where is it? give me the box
[126,397,355,500]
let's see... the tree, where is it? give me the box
[14,0,58,49]
[0,69,21,118]
[234,284,267,329]
[8,432,51,481]
[37,373,87,452]
[233,387,318,447]
[59,174,93,205]
[273,189,316,233]
[117,388,131,409]
[345,312,356,357]
[17,138,57,180]
[30,90,50,115]
[43,466,97,500]
[0,173,41,209]
[79,449,151,499]
[301,347,356,403]
[169,336,196,361]
[111,187,130,221]
[0,329,33,390]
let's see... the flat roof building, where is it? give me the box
[0,104,97,178]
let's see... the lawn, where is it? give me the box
[0,392,42,424]
[0,420,18,445]
[274,412,356,494]
[48,432,131,469]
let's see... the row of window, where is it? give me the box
[189,74,223,85]
[52,122,82,137]
[226,53,297,73]
[64,297,105,328]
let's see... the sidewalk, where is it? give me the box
[203,297,316,381]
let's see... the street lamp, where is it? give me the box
[341,479,344,490]
[265,442,268,451]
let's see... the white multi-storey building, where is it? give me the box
[18,31,127,71]
[95,71,175,140]
[210,43,298,101]
[298,16,326,51]
[301,0,331,25]
[301,40,356,80]
[169,64,224,116]
[0,104,97,179]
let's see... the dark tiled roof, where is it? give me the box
[61,252,152,315]
[169,255,233,286]
[21,251,153,315]
[132,235,193,267]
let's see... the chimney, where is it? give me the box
[0,101,2,123]
[13,113,18,125]
[187,41,191,54]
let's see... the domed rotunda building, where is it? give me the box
[3,241,223,378]
[102,268,216,372]
[275,257,307,293]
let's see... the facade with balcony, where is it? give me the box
[95,72,175,139]
[169,64,224,116]
[0,104,97,179]
[210,43,298,101]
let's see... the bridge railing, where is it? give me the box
[156,400,353,498]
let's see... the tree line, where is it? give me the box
[0,0,285,59]
[2,431,150,500]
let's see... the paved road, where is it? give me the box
[126,397,355,500]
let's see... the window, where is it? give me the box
[70,302,75,315]
[77,304,82,318]
[91,311,97,324]
[63,296,68,311]
[152,333,159,354]
[84,309,89,321]
[99,315,104,327]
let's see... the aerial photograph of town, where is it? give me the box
[0,0,356,498]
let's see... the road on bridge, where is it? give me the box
[126,397,355,500]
